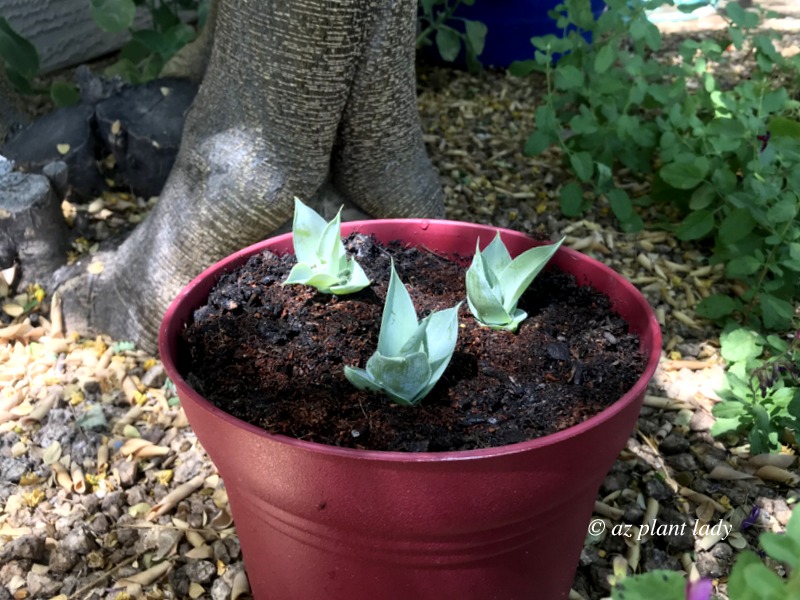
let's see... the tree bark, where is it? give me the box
[56,0,442,353]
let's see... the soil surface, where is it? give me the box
[180,234,645,452]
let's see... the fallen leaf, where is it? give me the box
[56,143,70,155]
[87,261,104,275]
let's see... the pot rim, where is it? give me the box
[159,218,661,463]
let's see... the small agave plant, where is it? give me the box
[344,262,461,406]
[283,198,370,294]
[466,233,564,332]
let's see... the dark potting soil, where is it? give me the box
[179,234,646,452]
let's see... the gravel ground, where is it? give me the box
[1,4,800,599]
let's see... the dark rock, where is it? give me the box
[601,471,630,494]
[1,534,45,561]
[0,456,32,484]
[211,577,231,600]
[666,453,698,471]
[212,539,230,563]
[657,508,695,551]
[76,66,126,105]
[623,505,644,524]
[697,543,733,578]
[169,565,191,597]
[117,458,139,489]
[95,78,197,198]
[89,513,110,535]
[1,105,102,196]
[659,433,690,454]
[42,160,69,198]
[642,546,681,573]
[589,564,613,595]
[643,477,672,501]
[49,547,80,573]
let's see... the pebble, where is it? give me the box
[666,453,698,472]
[141,363,167,388]
[26,572,61,597]
[184,559,217,584]
[49,548,79,573]
[62,525,97,555]
[1,534,45,561]
[697,543,733,578]
[659,433,690,455]
[644,477,673,502]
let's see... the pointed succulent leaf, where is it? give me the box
[422,302,461,382]
[285,198,370,295]
[497,237,564,313]
[377,261,418,356]
[291,197,328,265]
[466,247,512,327]
[316,209,343,266]
[343,366,383,394]
[481,233,513,274]
[345,266,461,406]
[466,233,564,331]
[365,352,432,406]
[330,260,371,294]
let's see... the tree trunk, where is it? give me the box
[55,0,442,353]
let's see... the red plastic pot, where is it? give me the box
[159,219,661,600]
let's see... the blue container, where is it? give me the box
[451,0,607,68]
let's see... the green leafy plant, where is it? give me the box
[283,198,370,295]
[0,17,79,106]
[512,0,800,331]
[417,0,487,73]
[610,505,800,599]
[344,261,461,406]
[92,0,206,83]
[711,325,800,454]
[466,233,564,331]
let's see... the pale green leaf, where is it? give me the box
[497,238,564,313]
[377,262,418,356]
[365,352,431,406]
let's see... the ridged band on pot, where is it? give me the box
[159,219,662,600]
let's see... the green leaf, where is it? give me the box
[610,570,685,600]
[50,82,80,107]
[0,17,39,79]
[720,327,763,362]
[570,152,594,182]
[593,44,615,73]
[766,197,797,223]
[508,59,538,77]
[760,294,794,330]
[435,26,461,62]
[608,188,633,222]
[91,0,137,32]
[676,210,715,241]
[719,208,756,244]
[464,20,487,57]
[559,182,585,217]
[728,552,770,600]
[689,183,717,210]
[466,244,511,327]
[768,116,800,139]
[696,294,738,319]
[291,197,328,265]
[524,130,554,156]
[554,65,584,90]
[727,256,762,278]
[660,158,709,189]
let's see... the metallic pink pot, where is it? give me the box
[159,220,661,600]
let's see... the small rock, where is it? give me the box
[89,514,110,535]
[212,539,230,563]
[62,525,97,555]
[697,543,733,578]
[211,577,231,600]
[184,559,216,584]
[49,548,79,573]
[579,545,601,567]
[657,508,695,551]
[666,453,697,471]
[588,564,613,595]
[116,459,139,489]
[644,477,672,501]
[642,546,681,573]
[659,433,690,454]
[623,506,644,524]
[26,572,62,597]
[601,471,630,494]
[1,535,45,561]
[168,565,191,597]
